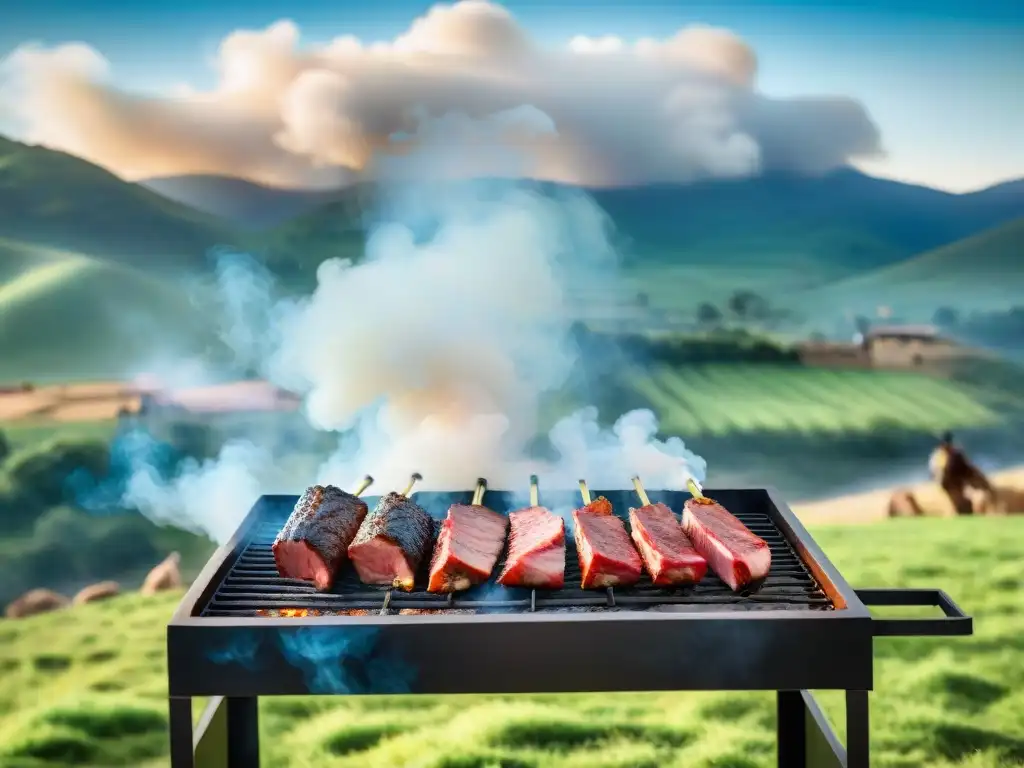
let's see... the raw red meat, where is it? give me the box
[572,497,642,589]
[273,485,368,590]
[427,503,509,593]
[347,492,433,591]
[629,502,708,586]
[496,506,566,589]
[681,498,771,591]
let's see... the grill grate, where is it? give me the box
[199,490,833,617]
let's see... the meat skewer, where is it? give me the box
[427,478,510,593]
[629,476,707,586]
[680,478,771,592]
[573,479,643,589]
[347,473,434,592]
[497,474,566,589]
[272,475,374,590]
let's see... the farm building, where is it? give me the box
[863,325,966,368]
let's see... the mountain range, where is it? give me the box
[1,132,1022,381]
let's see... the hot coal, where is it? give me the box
[347,492,433,591]
[496,505,566,589]
[427,503,509,593]
[682,498,771,591]
[572,497,642,589]
[272,485,368,590]
[629,502,708,586]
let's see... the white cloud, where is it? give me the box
[0,0,882,188]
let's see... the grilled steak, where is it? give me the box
[572,497,642,589]
[629,502,708,586]
[347,492,433,591]
[496,505,566,589]
[682,498,771,591]
[427,503,509,593]
[272,485,368,590]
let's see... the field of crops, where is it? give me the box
[629,364,1010,436]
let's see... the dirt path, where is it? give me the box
[794,466,1024,524]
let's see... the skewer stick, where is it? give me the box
[687,477,712,503]
[472,477,487,506]
[578,479,592,505]
[401,472,423,497]
[631,476,651,507]
[353,475,374,496]
[529,474,539,507]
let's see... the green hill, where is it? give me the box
[0,246,215,382]
[801,217,1024,320]
[0,517,1021,768]
[0,135,237,271]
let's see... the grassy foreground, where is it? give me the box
[0,517,1023,768]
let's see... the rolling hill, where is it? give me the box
[143,169,1024,278]
[801,216,1024,320]
[0,242,215,383]
[0,135,237,272]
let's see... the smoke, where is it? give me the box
[108,109,706,543]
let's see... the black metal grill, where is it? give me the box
[199,489,832,617]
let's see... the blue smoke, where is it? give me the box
[209,627,417,695]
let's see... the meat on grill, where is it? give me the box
[572,497,643,589]
[629,502,708,586]
[427,503,509,593]
[496,506,566,589]
[681,498,771,591]
[347,492,433,591]
[272,485,368,590]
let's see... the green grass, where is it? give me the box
[1,517,1022,767]
[0,420,118,453]
[628,363,1015,436]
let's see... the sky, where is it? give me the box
[1,0,1022,192]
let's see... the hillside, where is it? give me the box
[801,217,1024,320]
[0,135,237,271]
[141,175,343,230]
[144,170,1024,279]
[1,517,1022,767]
[0,248,216,383]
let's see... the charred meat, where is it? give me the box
[628,502,707,586]
[272,485,368,590]
[347,492,433,591]
[572,497,642,589]
[682,498,771,591]
[496,505,566,589]
[427,503,509,593]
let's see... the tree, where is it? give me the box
[0,429,8,465]
[696,302,723,326]
[933,306,959,327]
[727,290,769,320]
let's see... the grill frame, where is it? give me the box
[168,486,875,697]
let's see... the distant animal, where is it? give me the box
[929,432,994,515]
[969,485,1024,516]
[4,588,70,619]
[73,581,121,605]
[888,490,925,518]
[141,552,183,595]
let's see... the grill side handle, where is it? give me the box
[856,588,973,637]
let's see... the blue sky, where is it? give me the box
[1,0,1022,191]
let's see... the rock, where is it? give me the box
[5,588,70,619]
[888,490,924,518]
[73,581,121,605]
[141,552,183,595]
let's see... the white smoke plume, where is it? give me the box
[0,1,882,188]
[113,110,707,543]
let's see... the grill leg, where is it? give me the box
[169,697,195,768]
[777,690,806,767]
[846,690,870,768]
[226,697,260,768]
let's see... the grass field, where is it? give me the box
[0,517,1022,768]
[628,364,1018,436]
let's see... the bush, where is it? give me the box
[4,438,110,509]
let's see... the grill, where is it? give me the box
[167,486,973,768]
